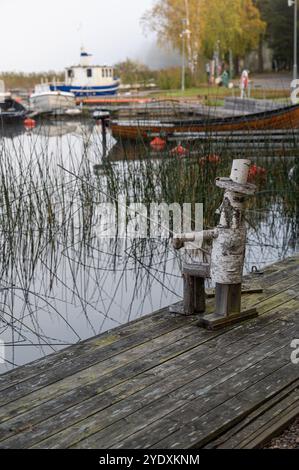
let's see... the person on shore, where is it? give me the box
[240,70,249,98]
[221,68,230,88]
[205,62,211,84]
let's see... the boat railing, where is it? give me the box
[34,81,66,92]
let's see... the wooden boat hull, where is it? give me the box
[110,104,299,140]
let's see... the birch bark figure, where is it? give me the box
[173,159,260,329]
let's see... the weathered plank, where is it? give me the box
[1,254,296,397]
[1,276,297,427]
[26,324,297,448]
[149,362,299,449]
[0,309,194,393]
[0,255,298,449]
[204,379,299,448]
[2,266,297,404]
[242,400,299,449]
[0,299,296,446]
[104,336,298,449]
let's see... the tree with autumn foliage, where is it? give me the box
[142,0,265,73]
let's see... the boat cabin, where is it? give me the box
[64,51,115,87]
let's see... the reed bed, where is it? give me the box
[0,117,298,371]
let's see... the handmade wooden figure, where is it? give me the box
[172,159,259,330]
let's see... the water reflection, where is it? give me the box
[0,122,298,372]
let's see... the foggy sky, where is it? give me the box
[0,0,167,72]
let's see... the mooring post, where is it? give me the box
[172,159,259,329]
[101,112,110,158]
[94,110,110,158]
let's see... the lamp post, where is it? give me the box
[288,0,298,81]
[180,19,191,92]
[181,27,186,92]
[215,40,221,78]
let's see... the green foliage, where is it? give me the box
[143,0,265,71]
[156,67,199,89]
[200,0,265,58]
[255,0,296,66]
[114,59,154,85]
[0,72,64,90]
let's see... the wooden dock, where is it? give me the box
[0,255,298,449]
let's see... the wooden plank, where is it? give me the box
[242,274,299,308]
[1,252,296,392]
[0,255,297,449]
[0,320,204,406]
[0,297,296,442]
[242,401,299,449]
[203,379,299,448]
[70,343,296,449]
[113,326,299,448]
[149,362,299,449]
[1,274,298,425]
[1,253,295,397]
[0,312,288,444]
[0,289,298,443]
[21,321,297,449]
[0,309,193,392]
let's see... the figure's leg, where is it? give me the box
[183,274,195,315]
[194,277,206,313]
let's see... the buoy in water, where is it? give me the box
[24,118,36,129]
[150,137,166,151]
[170,144,188,156]
[248,164,267,182]
[199,154,221,165]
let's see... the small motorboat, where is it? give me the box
[0,96,28,125]
[30,84,81,116]
[0,79,28,125]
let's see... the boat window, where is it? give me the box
[102,69,105,78]
[105,69,108,77]
[67,69,74,78]
[87,68,92,78]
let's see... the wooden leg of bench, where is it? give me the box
[183,273,195,316]
[194,277,206,313]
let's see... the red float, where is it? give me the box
[199,154,221,165]
[24,118,36,129]
[248,164,267,182]
[170,144,188,156]
[150,137,166,151]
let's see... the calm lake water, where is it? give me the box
[0,120,298,373]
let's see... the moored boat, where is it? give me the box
[49,49,119,98]
[30,84,80,115]
[0,80,28,125]
[110,104,299,140]
[0,97,28,125]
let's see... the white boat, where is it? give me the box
[49,48,120,98]
[0,79,12,102]
[30,84,80,114]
